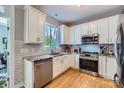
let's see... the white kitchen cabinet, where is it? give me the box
[98,56,107,76]
[98,18,109,44]
[60,25,71,44]
[98,56,117,80]
[68,54,79,69]
[80,23,89,35]
[106,57,117,80]
[53,55,70,79]
[70,25,81,44]
[53,56,62,78]
[108,15,119,44]
[88,21,98,34]
[24,6,46,43]
[68,54,75,68]
[74,54,80,69]
[63,55,70,70]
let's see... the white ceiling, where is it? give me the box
[33,5,124,25]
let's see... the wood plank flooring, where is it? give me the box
[46,69,117,88]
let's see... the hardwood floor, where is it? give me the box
[46,69,117,88]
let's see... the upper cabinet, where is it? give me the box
[80,23,89,35]
[60,24,81,45]
[98,15,121,44]
[98,18,109,44]
[59,14,123,45]
[24,6,46,43]
[88,21,98,34]
[70,25,81,44]
[60,25,71,44]
[108,15,119,44]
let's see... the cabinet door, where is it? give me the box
[69,27,75,44]
[98,56,106,76]
[74,54,79,69]
[24,6,46,43]
[65,26,71,44]
[106,57,117,80]
[80,23,89,35]
[75,25,81,44]
[53,57,61,78]
[69,55,75,68]
[108,15,119,44]
[70,25,81,44]
[89,21,98,34]
[28,7,38,43]
[98,18,109,44]
[60,25,70,44]
[64,55,69,70]
[37,13,46,43]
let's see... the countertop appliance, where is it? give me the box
[79,52,98,76]
[81,34,99,44]
[114,23,124,87]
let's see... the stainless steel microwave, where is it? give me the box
[81,34,99,44]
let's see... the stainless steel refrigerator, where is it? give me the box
[115,23,124,87]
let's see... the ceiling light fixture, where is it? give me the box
[77,5,83,8]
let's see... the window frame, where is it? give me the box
[44,22,58,48]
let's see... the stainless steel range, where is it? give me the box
[79,52,99,76]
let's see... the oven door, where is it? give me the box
[79,58,98,73]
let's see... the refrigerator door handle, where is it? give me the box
[114,24,121,63]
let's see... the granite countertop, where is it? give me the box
[24,52,80,61]
[99,54,115,57]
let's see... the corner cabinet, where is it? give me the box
[98,18,109,44]
[53,55,70,79]
[70,25,81,45]
[88,21,98,34]
[24,6,46,43]
[60,25,71,44]
[69,54,79,69]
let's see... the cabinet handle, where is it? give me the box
[106,58,107,74]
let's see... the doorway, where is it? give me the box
[0,16,10,88]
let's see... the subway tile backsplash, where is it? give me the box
[14,40,48,86]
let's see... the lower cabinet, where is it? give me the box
[53,54,79,79]
[74,54,80,69]
[53,56,62,78]
[68,54,75,68]
[68,54,79,69]
[98,56,117,80]
[53,55,70,78]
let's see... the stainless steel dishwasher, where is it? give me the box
[34,57,53,88]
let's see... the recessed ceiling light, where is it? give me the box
[77,5,83,8]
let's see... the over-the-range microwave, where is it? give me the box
[81,34,99,44]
